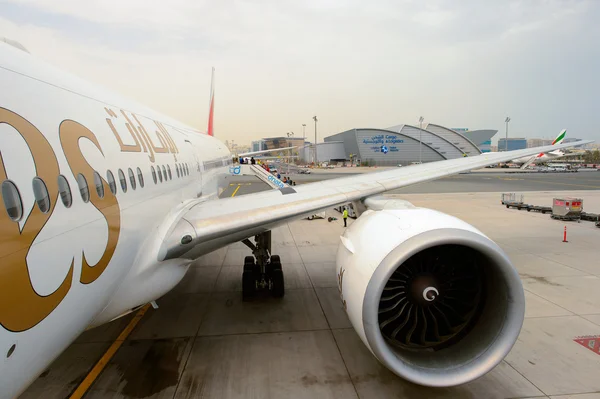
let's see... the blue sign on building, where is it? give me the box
[363,135,405,150]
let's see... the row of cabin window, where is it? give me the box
[205,157,232,171]
[204,160,221,171]
[1,162,191,223]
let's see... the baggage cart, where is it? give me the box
[581,212,599,222]
[501,193,524,205]
[526,205,552,214]
[551,197,583,221]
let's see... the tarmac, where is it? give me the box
[224,170,600,194]
[19,172,600,399]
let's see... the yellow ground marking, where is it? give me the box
[69,304,151,399]
[231,185,241,197]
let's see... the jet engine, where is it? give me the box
[336,198,524,387]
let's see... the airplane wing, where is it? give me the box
[238,146,296,157]
[159,140,592,261]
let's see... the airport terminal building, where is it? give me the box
[320,124,495,166]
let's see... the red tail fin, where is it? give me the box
[207,67,215,136]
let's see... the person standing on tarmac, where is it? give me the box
[343,208,349,227]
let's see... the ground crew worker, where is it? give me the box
[343,207,348,227]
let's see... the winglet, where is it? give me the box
[207,67,215,136]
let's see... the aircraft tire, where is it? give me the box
[271,269,285,298]
[242,271,256,300]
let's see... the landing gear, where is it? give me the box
[242,256,257,300]
[241,231,285,300]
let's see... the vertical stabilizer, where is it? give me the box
[207,67,215,136]
[552,129,566,145]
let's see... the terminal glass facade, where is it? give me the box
[498,138,527,151]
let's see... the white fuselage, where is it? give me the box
[0,42,231,398]
[512,150,563,165]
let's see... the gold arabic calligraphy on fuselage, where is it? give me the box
[0,107,182,332]
[105,107,179,162]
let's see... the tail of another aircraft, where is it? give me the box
[552,129,566,145]
[534,129,567,158]
[207,67,215,136]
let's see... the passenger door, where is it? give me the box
[185,140,203,198]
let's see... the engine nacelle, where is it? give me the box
[336,202,524,387]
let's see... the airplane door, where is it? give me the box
[185,140,203,198]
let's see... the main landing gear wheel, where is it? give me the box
[268,255,284,298]
[270,268,284,298]
[241,232,285,300]
[242,256,257,300]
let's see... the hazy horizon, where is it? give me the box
[1,0,599,146]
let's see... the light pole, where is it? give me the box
[313,116,318,166]
[287,132,294,174]
[419,116,424,163]
[302,123,306,164]
[504,117,511,152]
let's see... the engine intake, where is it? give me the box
[337,206,524,387]
[378,244,485,351]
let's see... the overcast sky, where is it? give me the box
[1,0,599,145]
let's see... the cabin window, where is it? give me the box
[161,165,167,181]
[77,173,90,203]
[157,165,163,182]
[128,168,136,190]
[167,165,172,180]
[32,177,51,213]
[58,175,72,208]
[185,163,189,176]
[107,170,117,195]
[176,164,180,178]
[93,171,104,199]
[137,167,144,188]
[118,169,127,193]
[2,180,23,221]
[151,166,157,184]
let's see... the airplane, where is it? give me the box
[0,38,592,397]
[511,129,569,168]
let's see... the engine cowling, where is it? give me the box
[336,199,524,387]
